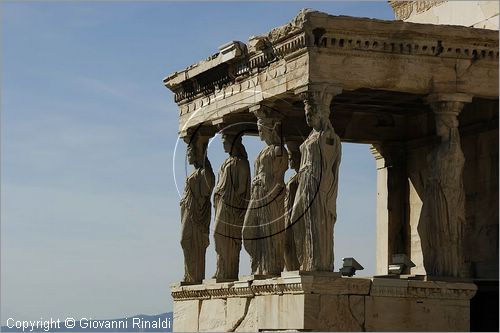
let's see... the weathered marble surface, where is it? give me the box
[165,9,498,281]
[243,112,288,275]
[390,0,499,30]
[165,17,498,333]
[418,95,471,278]
[213,133,251,280]
[171,273,477,332]
[404,98,499,278]
[180,134,215,283]
[164,10,498,135]
[291,84,342,271]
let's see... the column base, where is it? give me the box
[171,271,477,332]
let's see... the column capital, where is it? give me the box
[181,126,216,144]
[216,122,249,138]
[294,83,342,120]
[426,93,473,104]
[294,82,343,106]
[426,93,472,117]
[249,104,284,121]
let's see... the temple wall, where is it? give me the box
[460,108,499,279]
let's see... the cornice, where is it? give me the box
[166,32,307,104]
[163,10,498,107]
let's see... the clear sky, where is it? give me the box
[1,1,394,322]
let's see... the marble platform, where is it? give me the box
[171,271,477,332]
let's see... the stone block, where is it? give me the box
[303,294,320,330]
[198,299,226,332]
[365,296,471,331]
[172,277,477,331]
[317,295,364,331]
[225,298,249,331]
[173,300,200,332]
[235,298,258,332]
[256,294,306,330]
[317,277,371,295]
[371,277,409,298]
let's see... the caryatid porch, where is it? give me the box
[164,10,498,332]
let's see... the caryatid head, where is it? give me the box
[221,133,234,154]
[221,131,248,159]
[185,134,209,168]
[304,98,331,132]
[257,117,282,146]
[297,83,340,132]
[427,100,465,150]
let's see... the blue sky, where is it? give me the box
[1,1,394,322]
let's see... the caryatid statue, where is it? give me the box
[291,84,342,272]
[213,131,251,280]
[180,133,215,283]
[284,140,301,271]
[418,94,471,278]
[243,107,289,276]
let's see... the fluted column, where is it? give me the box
[418,93,472,278]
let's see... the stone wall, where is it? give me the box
[460,100,499,279]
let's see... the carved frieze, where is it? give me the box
[389,1,447,21]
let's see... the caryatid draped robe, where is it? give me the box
[213,155,251,279]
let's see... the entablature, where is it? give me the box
[163,9,499,135]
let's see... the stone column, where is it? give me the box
[180,130,215,284]
[418,93,472,278]
[371,146,389,275]
[371,144,410,275]
[291,83,343,271]
[242,105,288,276]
